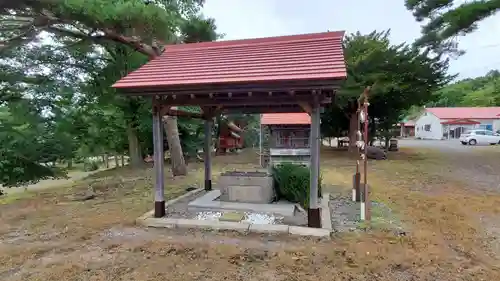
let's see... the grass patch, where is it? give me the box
[0,190,33,204]
[356,201,404,231]
[0,181,76,205]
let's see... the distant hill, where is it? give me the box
[429,70,500,107]
[402,70,500,122]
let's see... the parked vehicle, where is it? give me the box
[460,129,500,145]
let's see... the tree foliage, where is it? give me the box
[0,43,86,187]
[0,97,66,187]
[322,31,451,142]
[0,0,220,187]
[0,0,204,56]
[405,0,500,54]
[426,70,500,107]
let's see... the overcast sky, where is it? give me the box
[202,0,500,80]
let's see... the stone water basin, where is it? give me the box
[218,171,274,204]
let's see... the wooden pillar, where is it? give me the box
[308,99,321,228]
[204,118,213,191]
[362,102,371,222]
[153,103,165,218]
[259,115,264,167]
[352,172,361,202]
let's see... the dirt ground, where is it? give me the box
[1,147,500,280]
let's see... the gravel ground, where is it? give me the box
[441,152,500,192]
[328,193,404,233]
[328,194,359,232]
[399,139,500,192]
[163,187,404,233]
[165,190,208,219]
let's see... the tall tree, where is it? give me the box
[0,95,66,187]
[321,31,451,146]
[0,45,82,186]
[405,0,500,54]
[0,0,218,175]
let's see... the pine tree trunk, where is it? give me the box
[348,112,358,152]
[163,116,187,176]
[114,154,120,167]
[126,122,143,167]
[104,154,110,168]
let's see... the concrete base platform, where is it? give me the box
[188,190,296,217]
[136,189,334,239]
[139,216,331,238]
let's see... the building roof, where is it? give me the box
[112,31,346,90]
[399,119,415,126]
[261,113,311,125]
[404,120,415,126]
[440,118,481,125]
[426,107,500,119]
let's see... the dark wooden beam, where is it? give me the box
[297,102,312,115]
[308,95,321,228]
[160,95,332,107]
[221,105,306,114]
[152,104,165,218]
[200,106,219,119]
[118,79,343,96]
[290,90,320,115]
[203,118,213,191]
[151,86,335,115]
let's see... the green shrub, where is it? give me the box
[83,160,99,172]
[272,163,322,208]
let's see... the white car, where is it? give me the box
[460,129,500,145]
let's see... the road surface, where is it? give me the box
[398,138,497,152]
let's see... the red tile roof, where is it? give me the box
[261,113,311,125]
[426,107,500,119]
[112,31,346,89]
[440,118,481,125]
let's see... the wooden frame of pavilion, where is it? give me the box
[113,31,347,228]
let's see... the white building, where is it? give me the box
[415,107,500,140]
